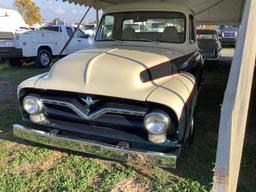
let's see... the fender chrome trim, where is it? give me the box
[13,124,177,169]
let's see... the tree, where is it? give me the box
[14,0,42,26]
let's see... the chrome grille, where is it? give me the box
[26,95,148,121]
[223,32,236,38]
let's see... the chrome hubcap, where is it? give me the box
[40,53,50,66]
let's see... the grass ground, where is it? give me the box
[0,59,255,192]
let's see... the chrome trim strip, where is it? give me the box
[38,97,146,120]
[13,124,177,169]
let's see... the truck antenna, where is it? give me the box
[51,6,92,68]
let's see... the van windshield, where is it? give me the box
[96,12,186,43]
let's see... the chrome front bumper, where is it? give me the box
[13,124,177,169]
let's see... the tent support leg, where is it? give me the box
[96,10,99,27]
[212,0,256,191]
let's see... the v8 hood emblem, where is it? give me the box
[83,96,99,107]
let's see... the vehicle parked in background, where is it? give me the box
[0,25,90,68]
[217,26,238,47]
[197,29,222,62]
[0,8,30,64]
[83,24,96,37]
[13,3,204,169]
[0,8,30,33]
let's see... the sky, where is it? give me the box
[0,0,99,23]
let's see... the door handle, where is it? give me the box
[77,40,81,42]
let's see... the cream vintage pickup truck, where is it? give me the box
[13,2,204,169]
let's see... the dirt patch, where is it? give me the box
[13,161,34,174]
[4,141,24,151]
[91,173,104,189]
[0,142,28,168]
[111,177,151,192]
[124,162,176,184]
[13,151,64,174]
[38,151,64,171]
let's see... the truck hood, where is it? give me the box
[34,47,184,101]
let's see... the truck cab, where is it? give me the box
[39,25,90,54]
[13,3,204,169]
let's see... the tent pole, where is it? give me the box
[212,0,256,191]
[96,9,99,27]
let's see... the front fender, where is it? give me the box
[146,72,197,142]
[17,73,48,98]
[146,72,196,120]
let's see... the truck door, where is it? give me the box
[74,29,89,51]
[65,27,89,54]
[65,26,77,54]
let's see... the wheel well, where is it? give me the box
[38,46,52,55]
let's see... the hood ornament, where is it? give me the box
[81,96,99,111]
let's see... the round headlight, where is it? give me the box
[23,96,43,115]
[144,112,170,134]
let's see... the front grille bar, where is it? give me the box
[38,97,146,120]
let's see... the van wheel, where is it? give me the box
[36,49,52,68]
[8,58,23,67]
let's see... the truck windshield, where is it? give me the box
[96,11,186,43]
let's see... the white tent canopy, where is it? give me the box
[62,0,244,24]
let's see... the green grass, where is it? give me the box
[0,61,255,192]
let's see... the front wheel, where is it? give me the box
[177,112,196,157]
[36,49,52,68]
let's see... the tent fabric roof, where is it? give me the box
[61,0,244,24]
